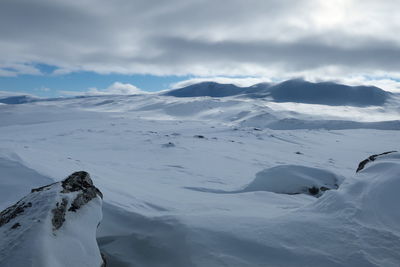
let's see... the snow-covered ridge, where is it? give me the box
[165,79,391,107]
[0,171,104,267]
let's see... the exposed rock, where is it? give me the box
[61,171,102,198]
[31,182,57,193]
[308,186,320,195]
[0,171,104,267]
[0,201,32,227]
[52,198,68,230]
[10,223,20,229]
[356,151,397,172]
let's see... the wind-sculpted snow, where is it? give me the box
[0,92,399,266]
[0,154,54,210]
[350,152,400,233]
[257,118,400,130]
[186,165,344,197]
[97,153,400,266]
[0,171,104,267]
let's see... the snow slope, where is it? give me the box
[0,91,399,266]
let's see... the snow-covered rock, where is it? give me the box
[356,150,397,172]
[186,164,344,197]
[0,171,104,267]
[242,165,343,196]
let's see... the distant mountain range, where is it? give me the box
[0,79,391,107]
[0,95,37,105]
[165,79,390,106]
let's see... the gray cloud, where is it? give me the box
[1,0,399,78]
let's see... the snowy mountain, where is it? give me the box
[0,95,37,105]
[166,79,390,107]
[164,81,254,97]
[266,79,389,106]
[0,171,104,267]
[0,83,399,266]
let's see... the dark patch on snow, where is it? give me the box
[194,135,205,139]
[68,188,101,212]
[0,201,32,227]
[162,142,175,148]
[54,172,103,228]
[356,151,397,172]
[31,182,57,193]
[10,223,21,229]
[308,186,320,195]
[101,252,107,267]
[61,171,103,199]
[52,198,68,230]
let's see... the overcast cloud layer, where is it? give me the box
[1,0,400,81]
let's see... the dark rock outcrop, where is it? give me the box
[356,151,397,172]
[0,171,104,267]
[27,171,103,230]
[0,201,32,228]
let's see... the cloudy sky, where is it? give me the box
[1,0,400,96]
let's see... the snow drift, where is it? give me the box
[241,165,343,196]
[0,171,104,267]
[186,165,344,197]
[0,153,54,210]
[0,89,399,266]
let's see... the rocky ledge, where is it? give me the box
[0,171,105,267]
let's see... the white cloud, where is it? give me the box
[89,82,144,95]
[59,82,145,96]
[1,0,400,80]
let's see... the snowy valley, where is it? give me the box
[0,80,400,267]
